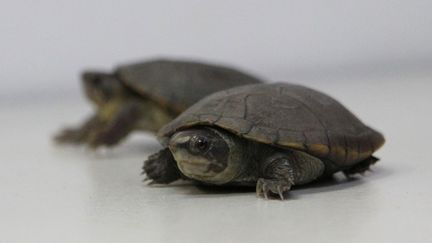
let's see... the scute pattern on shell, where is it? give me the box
[159,83,385,167]
[116,59,263,113]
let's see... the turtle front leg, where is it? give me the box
[257,151,325,200]
[88,102,142,148]
[54,114,102,145]
[143,148,182,184]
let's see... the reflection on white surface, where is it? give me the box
[1,76,432,243]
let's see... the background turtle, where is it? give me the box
[143,83,385,199]
[54,59,263,148]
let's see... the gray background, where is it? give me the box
[2,1,432,243]
[2,0,432,98]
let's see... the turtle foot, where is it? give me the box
[256,178,292,200]
[343,156,379,177]
[143,148,181,184]
[87,130,119,149]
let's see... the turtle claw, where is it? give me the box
[141,175,157,185]
[261,182,268,200]
[277,186,284,200]
[148,180,157,186]
[54,128,85,144]
[256,178,292,200]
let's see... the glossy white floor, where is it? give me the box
[2,74,431,243]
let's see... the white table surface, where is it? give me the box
[1,73,432,243]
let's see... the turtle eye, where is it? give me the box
[189,136,209,154]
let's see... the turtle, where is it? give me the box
[54,59,263,148]
[143,83,385,199]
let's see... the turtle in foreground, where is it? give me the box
[143,83,385,199]
[54,59,263,148]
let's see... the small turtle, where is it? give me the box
[54,59,263,148]
[143,83,385,199]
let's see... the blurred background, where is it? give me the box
[2,0,431,101]
[2,1,432,243]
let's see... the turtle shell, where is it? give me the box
[116,59,263,113]
[158,83,385,167]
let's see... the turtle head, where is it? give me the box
[168,127,243,184]
[82,72,124,107]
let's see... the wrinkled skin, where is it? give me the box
[144,127,329,200]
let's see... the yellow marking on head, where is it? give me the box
[98,99,123,121]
